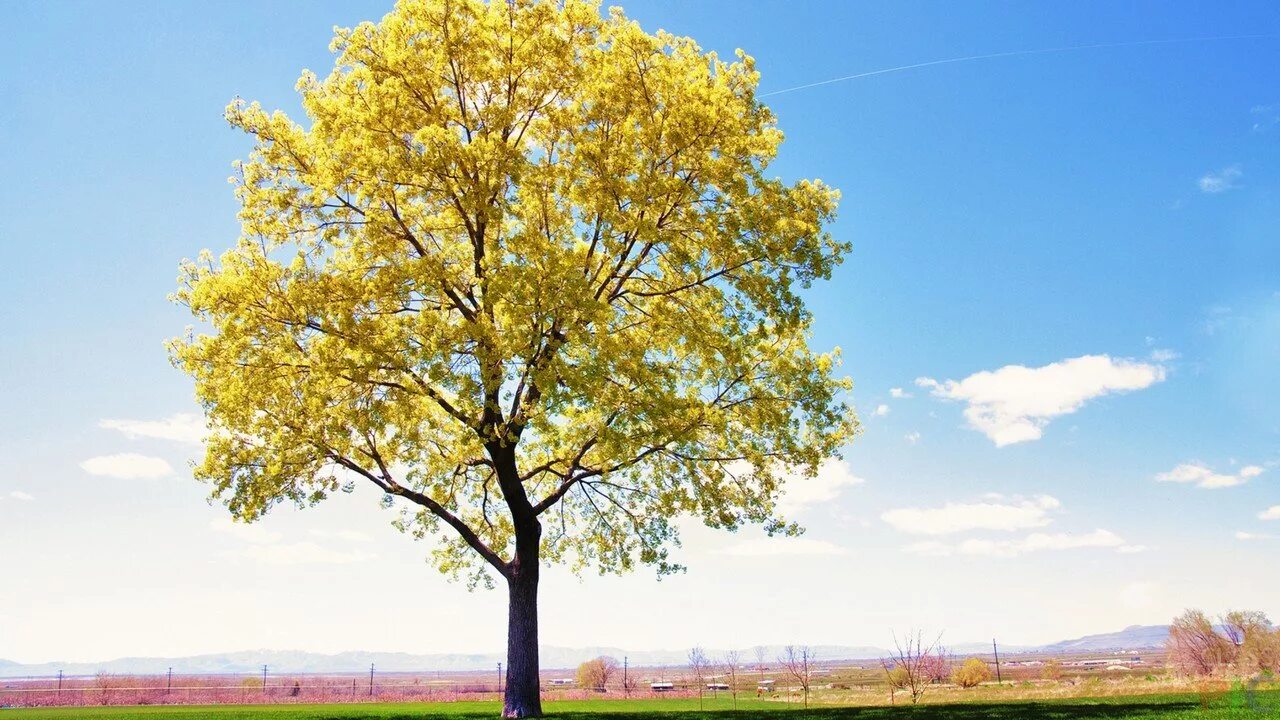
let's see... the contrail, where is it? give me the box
[759,33,1279,97]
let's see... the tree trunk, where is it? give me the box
[503,526,542,718]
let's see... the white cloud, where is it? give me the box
[916,355,1166,446]
[873,404,890,417]
[718,536,846,557]
[777,460,864,516]
[8,491,34,501]
[1260,506,1280,521]
[240,542,377,565]
[1117,545,1149,554]
[1155,462,1262,489]
[80,453,173,479]
[1149,348,1179,363]
[904,529,1124,558]
[889,388,912,399]
[1199,164,1242,193]
[210,518,283,544]
[881,495,1060,536]
[100,413,206,443]
[1235,531,1276,541]
[904,431,921,445]
[309,528,374,543]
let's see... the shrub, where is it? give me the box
[575,656,618,692]
[952,658,992,688]
[1040,660,1064,681]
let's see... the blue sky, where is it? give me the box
[1,1,1278,663]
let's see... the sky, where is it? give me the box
[2,0,1278,665]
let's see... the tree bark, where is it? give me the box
[503,523,542,718]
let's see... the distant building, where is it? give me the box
[548,679,574,686]
[650,682,674,692]
[706,683,729,690]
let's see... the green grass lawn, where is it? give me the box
[3,691,1278,720]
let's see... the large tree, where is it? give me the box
[170,0,855,716]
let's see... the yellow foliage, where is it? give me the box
[170,0,855,587]
[952,658,992,688]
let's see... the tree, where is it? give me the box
[753,646,769,681]
[1167,609,1232,677]
[168,1,853,717]
[1222,610,1280,674]
[575,656,617,692]
[951,658,992,688]
[921,644,951,685]
[722,650,741,710]
[879,630,942,704]
[780,645,816,708]
[687,647,709,709]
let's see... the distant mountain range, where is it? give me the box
[0,625,1170,678]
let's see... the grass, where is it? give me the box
[3,690,1278,720]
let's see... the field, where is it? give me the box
[3,689,1279,720]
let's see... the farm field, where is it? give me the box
[3,690,1279,720]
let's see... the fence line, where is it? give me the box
[0,673,704,709]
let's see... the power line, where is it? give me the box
[760,33,1280,97]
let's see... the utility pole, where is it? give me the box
[497,662,503,698]
[623,657,628,698]
[369,663,375,696]
[992,639,1002,684]
[262,664,268,693]
[167,667,172,694]
[57,670,63,699]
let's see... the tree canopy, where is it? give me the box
[171,0,855,589]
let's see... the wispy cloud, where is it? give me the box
[1252,104,1279,132]
[889,387,912,399]
[872,404,890,417]
[882,495,1060,535]
[777,460,864,516]
[1260,506,1280,521]
[904,529,1125,558]
[80,453,173,479]
[904,431,921,445]
[1198,164,1242,194]
[1235,531,1276,541]
[1155,462,1262,489]
[916,355,1165,446]
[99,413,206,444]
[8,491,34,501]
[718,536,846,557]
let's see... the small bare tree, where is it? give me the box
[880,630,943,704]
[753,646,768,681]
[688,647,710,710]
[780,645,816,708]
[723,650,741,709]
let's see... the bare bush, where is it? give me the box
[1168,609,1233,677]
